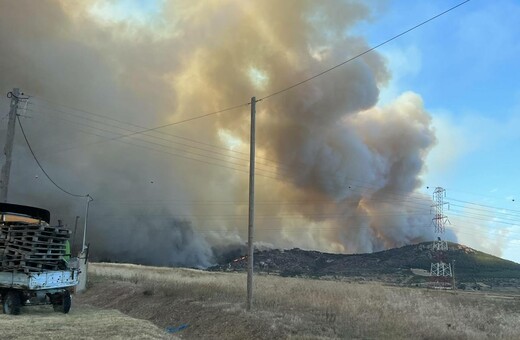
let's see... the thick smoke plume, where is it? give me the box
[0,0,442,266]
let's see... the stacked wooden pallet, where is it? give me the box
[0,223,70,273]
[0,225,7,260]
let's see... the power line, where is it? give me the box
[33,104,434,196]
[450,205,520,222]
[34,107,516,210]
[26,110,517,227]
[98,136,282,181]
[37,111,515,210]
[88,210,429,220]
[11,1,476,216]
[7,1,475,232]
[94,197,429,206]
[28,105,284,172]
[20,0,474,201]
[28,105,284,175]
[25,104,465,210]
[84,193,520,232]
[449,211,520,227]
[30,99,250,154]
[36,105,517,218]
[27,0,472,151]
[16,116,88,198]
[26,110,285,180]
[86,197,520,227]
[31,96,249,131]
[30,104,443,199]
[29,99,283,166]
[448,198,520,216]
[82,213,520,249]
[257,0,471,101]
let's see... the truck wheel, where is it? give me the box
[3,290,22,315]
[53,291,71,314]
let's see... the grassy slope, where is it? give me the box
[78,263,520,339]
[451,249,520,279]
[360,243,520,280]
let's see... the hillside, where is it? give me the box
[209,242,520,288]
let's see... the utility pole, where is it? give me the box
[82,194,93,252]
[77,195,93,293]
[72,215,80,254]
[246,96,256,311]
[0,88,20,202]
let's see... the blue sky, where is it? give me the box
[359,0,520,261]
[89,0,163,23]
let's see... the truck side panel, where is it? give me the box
[0,270,79,290]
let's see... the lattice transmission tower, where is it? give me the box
[430,187,452,288]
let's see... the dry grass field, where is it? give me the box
[0,304,175,339]
[76,263,520,339]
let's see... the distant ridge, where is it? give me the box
[209,242,520,289]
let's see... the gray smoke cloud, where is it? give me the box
[0,0,444,266]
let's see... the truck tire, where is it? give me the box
[53,290,71,314]
[3,290,22,315]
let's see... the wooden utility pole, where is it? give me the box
[246,96,256,311]
[78,195,93,293]
[72,215,80,253]
[82,195,93,252]
[0,88,20,202]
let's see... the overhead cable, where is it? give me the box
[257,0,471,101]
[17,116,89,198]
[29,0,472,146]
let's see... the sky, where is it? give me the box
[1,0,519,265]
[358,0,520,261]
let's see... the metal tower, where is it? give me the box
[430,187,452,288]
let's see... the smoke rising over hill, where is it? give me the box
[0,0,442,266]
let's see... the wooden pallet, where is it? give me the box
[5,244,65,255]
[7,231,69,240]
[4,252,62,261]
[0,222,70,273]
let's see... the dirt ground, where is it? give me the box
[75,279,280,339]
[0,304,178,340]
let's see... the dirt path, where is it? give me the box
[0,304,177,340]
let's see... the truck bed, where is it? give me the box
[0,270,79,290]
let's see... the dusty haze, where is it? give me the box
[0,0,443,267]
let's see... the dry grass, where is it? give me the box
[0,304,176,340]
[85,263,520,339]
